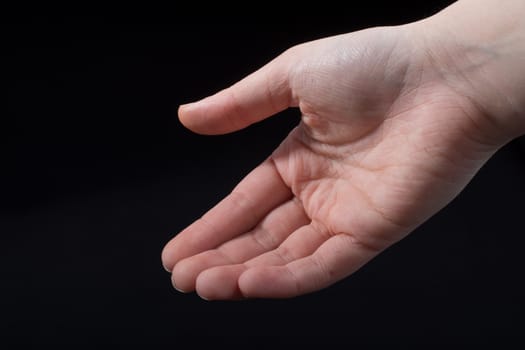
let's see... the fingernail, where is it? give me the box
[173,282,191,293]
[179,101,198,110]
[180,95,210,109]
[174,285,187,293]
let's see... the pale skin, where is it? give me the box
[162,0,525,300]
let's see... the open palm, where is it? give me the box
[162,25,498,299]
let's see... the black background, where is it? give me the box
[3,2,525,346]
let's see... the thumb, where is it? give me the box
[179,52,295,135]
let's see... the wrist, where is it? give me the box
[411,0,525,144]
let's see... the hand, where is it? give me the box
[162,3,525,300]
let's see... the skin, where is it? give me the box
[161,0,525,300]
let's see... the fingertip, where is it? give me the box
[171,275,193,294]
[195,265,246,301]
[238,267,268,298]
[238,266,300,299]
[178,101,199,132]
[161,243,175,273]
[178,98,224,135]
[178,100,200,114]
[170,259,198,293]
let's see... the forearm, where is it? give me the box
[416,0,525,143]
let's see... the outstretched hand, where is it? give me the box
[161,19,517,299]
